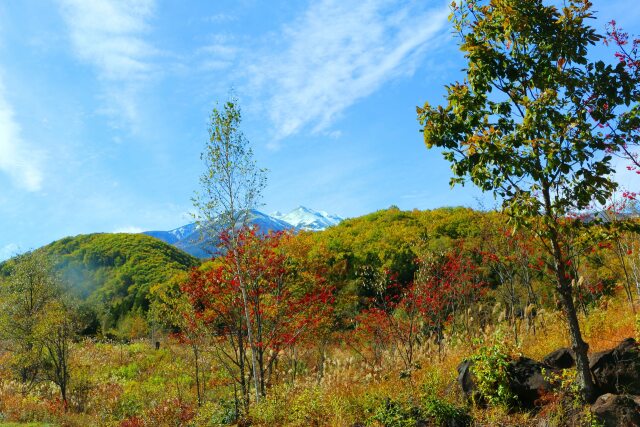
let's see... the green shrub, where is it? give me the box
[192,400,236,426]
[114,362,140,381]
[468,338,515,408]
[115,389,144,420]
[422,395,471,427]
[367,398,419,427]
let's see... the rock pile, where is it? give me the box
[457,338,640,426]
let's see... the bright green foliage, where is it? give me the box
[365,396,471,427]
[469,337,515,408]
[191,400,236,426]
[367,398,419,427]
[250,385,329,426]
[12,233,199,331]
[0,251,77,404]
[417,0,640,400]
[149,271,196,334]
[36,298,76,405]
[418,0,636,220]
[421,395,471,427]
[314,206,490,282]
[0,251,62,394]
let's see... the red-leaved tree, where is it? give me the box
[353,245,485,370]
[181,227,333,412]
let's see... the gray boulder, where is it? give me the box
[457,359,482,404]
[590,338,640,395]
[457,356,553,408]
[542,347,575,370]
[591,393,640,427]
[508,357,554,408]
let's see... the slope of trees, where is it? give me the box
[303,206,498,300]
[0,233,200,335]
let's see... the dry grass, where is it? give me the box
[0,290,636,426]
[249,289,639,426]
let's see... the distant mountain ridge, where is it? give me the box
[144,223,197,245]
[143,206,343,258]
[272,206,343,231]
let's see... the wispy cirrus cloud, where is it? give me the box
[203,13,237,24]
[0,78,43,192]
[248,0,450,140]
[57,0,157,128]
[196,35,239,72]
[0,243,20,262]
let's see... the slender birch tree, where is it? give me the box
[192,97,267,404]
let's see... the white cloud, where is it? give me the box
[204,13,237,24]
[0,79,43,192]
[114,225,144,233]
[248,0,450,139]
[0,243,20,262]
[196,35,239,72]
[57,0,157,127]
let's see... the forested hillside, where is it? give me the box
[0,208,492,339]
[1,233,199,334]
[312,206,493,282]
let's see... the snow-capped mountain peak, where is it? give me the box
[144,207,343,258]
[144,222,198,245]
[273,206,343,231]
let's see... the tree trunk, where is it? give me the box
[542,186,597,402]
[555,274,597,402]
[316,341,326,385]
[193,344,201,406]
[615,239,636,311]
[233,249,262,404]
[258,345,265,396]
[60,375,67,409]
[237,320,249,412]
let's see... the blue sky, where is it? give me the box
[0,0,639,260]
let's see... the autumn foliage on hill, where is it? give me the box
[2,205,640,425]
[154,227,334,413]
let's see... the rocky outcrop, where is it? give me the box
[542,347,575,370]
[457,357,553,408]
[457,338,640,417]
[508,357,554,408]
[589,337,640,395]
[457,359,480,403]
[591,393,640,427]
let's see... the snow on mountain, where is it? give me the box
[273,206,343,231]
[247,209,294,232]
[143,207,342,258]
[144,223,198,245]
